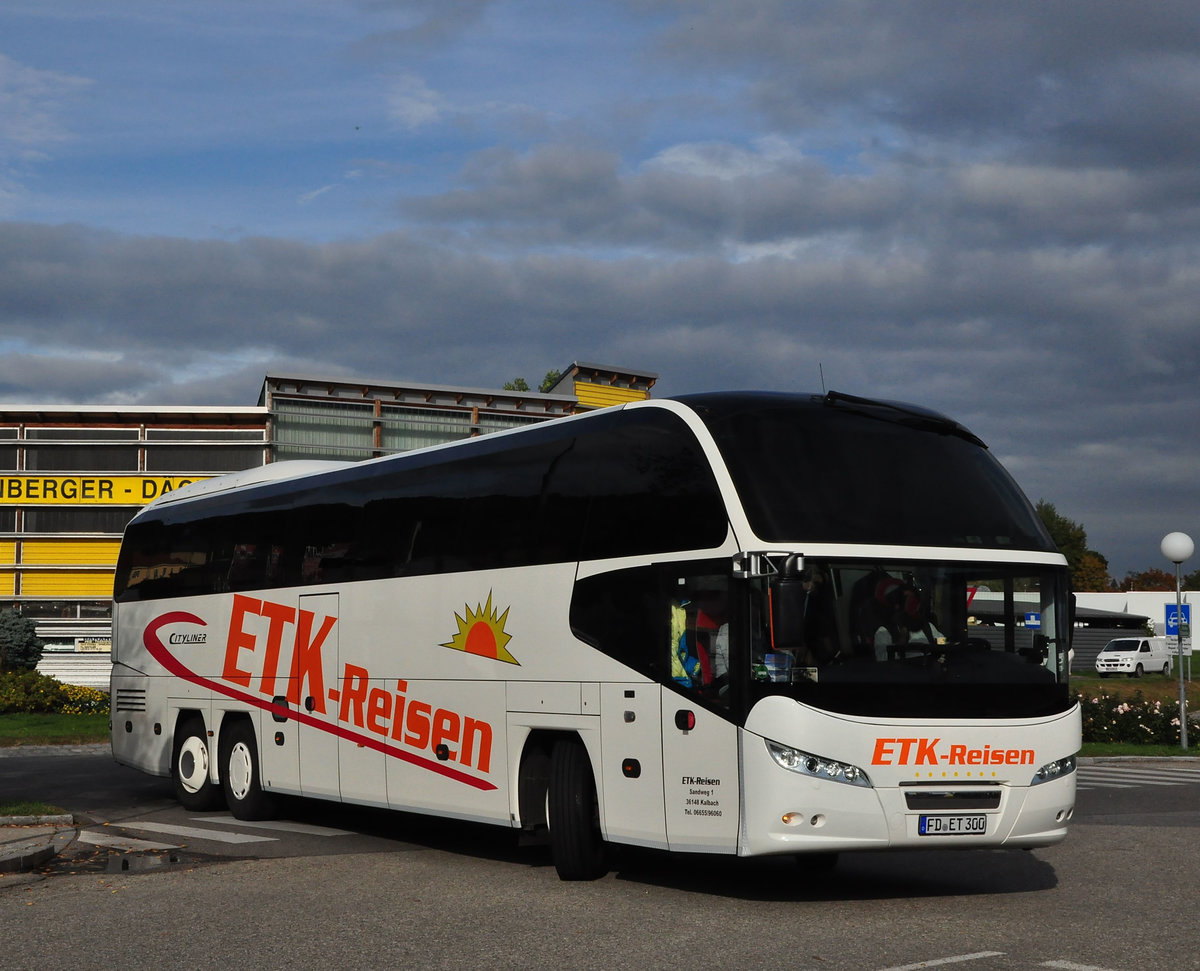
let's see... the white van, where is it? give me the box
[1094,636,1172,678]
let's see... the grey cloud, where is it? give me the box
[403,139,1200,268]
[644,0,1200,166]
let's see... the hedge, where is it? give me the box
[0,670,110,715]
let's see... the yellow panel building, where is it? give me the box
[0,405,269,679]
[546,362,658,409]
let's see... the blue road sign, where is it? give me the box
[1166,603,1191,636]
[1024,612,1040,629]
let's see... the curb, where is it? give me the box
[0,814,74,826]
[0,815,79,876]
[0,824,77,875]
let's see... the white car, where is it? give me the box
[1094,637,1172,678]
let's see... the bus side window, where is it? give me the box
[669,573,731,706]
[569,566,669,684]
[569,561,731,703]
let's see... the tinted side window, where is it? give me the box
[555,409,728,560]
[115,407,730,601]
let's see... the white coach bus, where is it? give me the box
[110,391,1079,879]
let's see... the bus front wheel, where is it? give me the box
[172,716,221,811]
[220,721,277,821]
[547,739,606,881]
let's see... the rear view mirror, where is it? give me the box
[770,554,806,651]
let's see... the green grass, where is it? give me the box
[1072,671,1194,706]
[0,800,68,817]
[0,712,109,747]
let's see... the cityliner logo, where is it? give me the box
[441,592,519,665]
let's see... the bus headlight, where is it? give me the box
[1030,755,1076,785]
[765,740,873,788]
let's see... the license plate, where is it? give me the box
[918,814,987,836]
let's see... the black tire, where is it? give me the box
[220,721,277,821]
[547,739,606,881]
[1163,663,1171,675]
[1131,663,1144,678]
[171,716,222,811]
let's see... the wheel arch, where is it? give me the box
[515,727,603,834]
[171,708,212,768]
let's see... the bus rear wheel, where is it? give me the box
[547,739,606,881]
[172,716,221,811]
[220,721,277,821]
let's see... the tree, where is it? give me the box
[1035,500,1100,588]
[1120,568,1176,592]
[0,610,44,671]
[1074,551,1114,592]
[504,371,562,394]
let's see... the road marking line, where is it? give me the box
[193,814,354,836]
[1080,768,1200,777]
[1080,767,1200,779]
[1078,770,1199,785]
[1041,960,1122,971]
[121,822,277,844]
[878,951,1004,971]
[78,830,180,852]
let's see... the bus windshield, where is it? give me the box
[684,392,1056,552]
[752,558,1071,719]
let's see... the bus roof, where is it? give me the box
[146,460,353,508]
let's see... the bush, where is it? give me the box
[0,610,44,671]
[0,670,109,715]
[1079,690,1181,745]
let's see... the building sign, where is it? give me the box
[76,637,112,653]
[0,476,207,505]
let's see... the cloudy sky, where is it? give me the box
[2,0,1198,578]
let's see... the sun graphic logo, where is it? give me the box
[441,592,519,665]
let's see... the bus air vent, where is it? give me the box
[114,689,147,712]
[904,789,1001,811]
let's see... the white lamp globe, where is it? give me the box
[1161,531,1195,565]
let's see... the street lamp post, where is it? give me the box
[1161,531,1194,750]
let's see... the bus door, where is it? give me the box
[661,692,740,853]
[658,567,740,852]
[294,592,342,800]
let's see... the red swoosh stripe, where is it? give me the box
[143,611,497,792]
